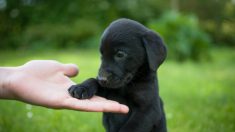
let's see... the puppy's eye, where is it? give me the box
[115,51,127,60]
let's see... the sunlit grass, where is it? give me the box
[0,47,234,132]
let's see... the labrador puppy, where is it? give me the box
[68,18,167,132]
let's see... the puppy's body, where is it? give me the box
[69,19,167,132]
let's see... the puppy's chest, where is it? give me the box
[105,87,147,107]
[105,89,129,105]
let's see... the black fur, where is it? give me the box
[68,18,167,132]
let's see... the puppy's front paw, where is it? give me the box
[68,85,93,99]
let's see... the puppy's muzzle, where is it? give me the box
[97,68,134,88]
[97,76,108,85]
[97,69,112,86]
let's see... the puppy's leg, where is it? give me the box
[118,110,153,132]
[151,115,167,132]
[119,108,159,132]
[151,98,167,132]
[68,78,99,99]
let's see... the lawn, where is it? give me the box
[0,47,234,132]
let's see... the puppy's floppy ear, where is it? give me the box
[142,30,167,71]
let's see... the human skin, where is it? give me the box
[0,60,129,113]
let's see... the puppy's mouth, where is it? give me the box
[97,73,133,89]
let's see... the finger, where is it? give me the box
[77,100,129,113]
[90,96,108,101]
[62,64,79,77]
[63,98,129,113]
[101,100,129,113]
[90,96,123,104]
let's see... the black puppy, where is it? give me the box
[69,18,167,132]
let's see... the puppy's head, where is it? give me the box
[97,18,167,89]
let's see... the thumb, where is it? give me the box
[62,64,79,77]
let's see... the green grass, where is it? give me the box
[0,47,235,132]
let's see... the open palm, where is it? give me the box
[9,60,129,113]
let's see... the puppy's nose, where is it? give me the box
[97,76,108,84]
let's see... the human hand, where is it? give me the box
[0,60,129,113]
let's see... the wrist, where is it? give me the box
[0,67,18,99]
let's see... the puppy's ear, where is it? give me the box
[142,30,167,71]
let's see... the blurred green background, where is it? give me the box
[0,0,235,132]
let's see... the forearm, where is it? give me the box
[0,67,16,99]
